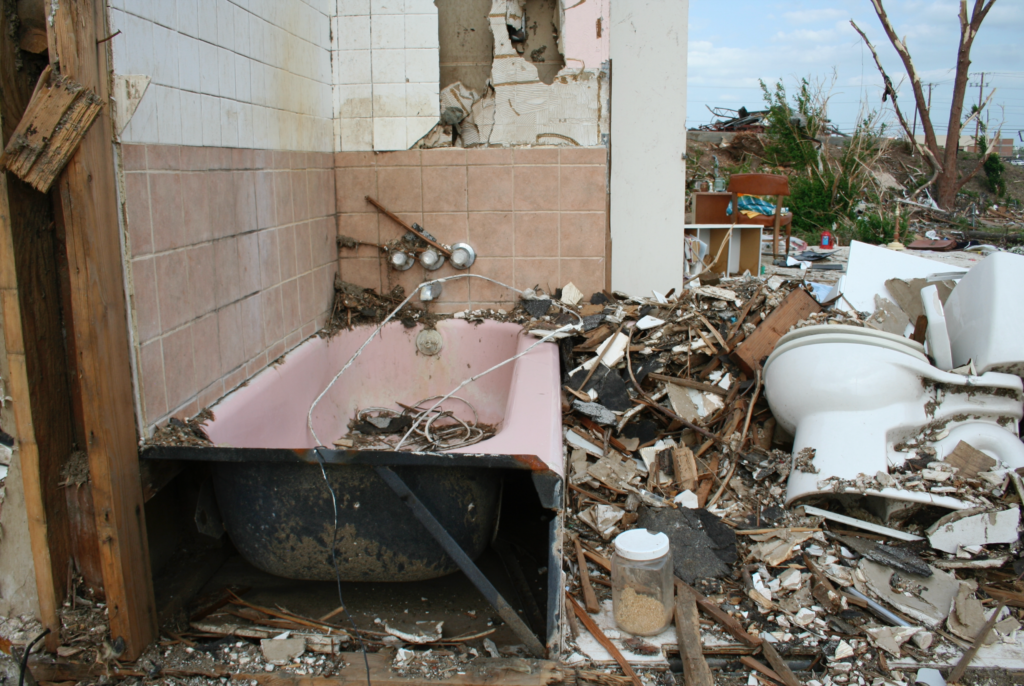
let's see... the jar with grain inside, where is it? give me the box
[611,529,673,636]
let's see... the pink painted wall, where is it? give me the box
[562,0,610,72]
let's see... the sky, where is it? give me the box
[686,1,1024,145]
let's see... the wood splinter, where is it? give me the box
[0,66,103,193]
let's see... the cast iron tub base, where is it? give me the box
[142,445,563,658]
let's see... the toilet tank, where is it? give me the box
[945,252,1024,375]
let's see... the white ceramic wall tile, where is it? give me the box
[404,13,437,49]
[405,83,437,117]
[405,48,439,83]
[235,55,252,103]
[123,12,154,76]
[197,0,218,43]
[131,82,160,142]
[217,47,236,99]
[221,100,240,147]
[198,41,220,95]
[109,10,128,71]
[152,0,177,30]
[234,4,251,57]
[178,34,201,92]
[201,94,223,146]
[371,0,404,15]
[337,50,372,85]
[180,90,203,142]
[124,0,156,23]
[338,84,372,118]
[372,83,405,117]
[155,86,183,145]
[216,0,235,52]
[338,0,370,17]
[404,0,437,14]
[373,117,405,149]
[178,0,199,38]
[407,116,435,148]
[238,102,254,148]
[151,25,180,87]
[338,15,370,50]
[371,49,404,83]
[370,14,404,49]
[113,0,354,151]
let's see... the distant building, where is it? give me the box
[913,134,1014,155]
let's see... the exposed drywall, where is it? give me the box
[520,0,565,85]
[438,0,494,95]
[424,0,606,148]
[609,0,688,294]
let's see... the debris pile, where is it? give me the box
[549,274,1024,684]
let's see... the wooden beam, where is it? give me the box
[731,288,821,377]
[32,652,566,686]
[48,0,157,659]
[674,584,714,686]
[0,7,76,653]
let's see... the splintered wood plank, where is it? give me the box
[573,536,601,613]
[49,0,157,660]
[0,65,102,193]
[944,440,996,479]
[732,288,821,376]
[674,584,714,686]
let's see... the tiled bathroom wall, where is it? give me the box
[122,145,337,430]
[332,0,441,151]
[335,147,608,311]
[108,0,334,151]
[109,0,339,433]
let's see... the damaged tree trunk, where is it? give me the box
[852,0,998,208]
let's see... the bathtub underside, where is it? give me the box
[215,462,502,581]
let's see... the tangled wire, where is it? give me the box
[350,396,494,451]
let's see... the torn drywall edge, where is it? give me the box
[418,0,607,148]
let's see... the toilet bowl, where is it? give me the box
[764,324,1024,508]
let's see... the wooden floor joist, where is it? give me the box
[48,0,157,659]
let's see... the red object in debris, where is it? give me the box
[819,230,836,250]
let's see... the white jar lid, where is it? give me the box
[613,529,670,561]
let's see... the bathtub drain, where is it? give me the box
[416,329,443,356]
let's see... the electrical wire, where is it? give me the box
[313,448,371,686]
[19,628,50,686]
[307,273,583,447]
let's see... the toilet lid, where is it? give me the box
[766,324,930,370]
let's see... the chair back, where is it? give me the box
[726,173,789,197]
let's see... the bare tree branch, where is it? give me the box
[865,0,940,161]
[849,19,945,189]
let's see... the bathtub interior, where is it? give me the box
[206,320,524,450]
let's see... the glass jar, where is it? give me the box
[611,529,673,636]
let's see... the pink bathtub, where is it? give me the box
[148,319,564,587]
[207,319,563,475]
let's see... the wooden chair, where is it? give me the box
[727,173,793,256]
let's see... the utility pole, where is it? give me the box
[975,72,985,145]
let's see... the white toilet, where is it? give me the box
[764,252,1024,508]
